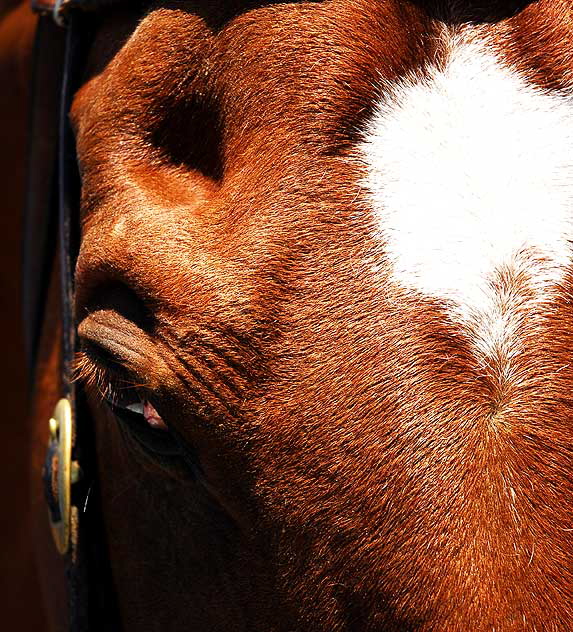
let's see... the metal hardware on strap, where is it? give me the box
[31,0,70,26]
[53,0,67,27]
[27,4,123,629]
[43,398,82,555]
[31,0,127,26]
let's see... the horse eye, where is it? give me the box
[105,394,168,431]
[126,401,144,415]
[103,392,184,458]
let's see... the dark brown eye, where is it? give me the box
[106,393,183,459]
[105,394,167,432]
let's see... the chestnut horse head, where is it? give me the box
[31,0,573,629]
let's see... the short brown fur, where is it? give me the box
[17,0,573,630]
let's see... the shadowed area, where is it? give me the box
[408,0,540,23]
[0,1,47,630]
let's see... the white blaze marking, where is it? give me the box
[359,40,573,368]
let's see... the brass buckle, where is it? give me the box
[48,398,80,554]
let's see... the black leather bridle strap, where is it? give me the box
[59,14,87,630]
[23,16,65,377]
[27,6,121,630]
[58,13,82,395]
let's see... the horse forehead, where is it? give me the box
[72,1,431,158]
[73,2,573,294]
[73,0,573,137]
[72,0,434,284]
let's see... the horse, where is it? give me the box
[5,0,573,629]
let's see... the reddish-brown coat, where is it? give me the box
[11,0,573,630]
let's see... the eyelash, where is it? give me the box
[73,350,146,407]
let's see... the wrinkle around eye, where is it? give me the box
[77,309,164,384]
